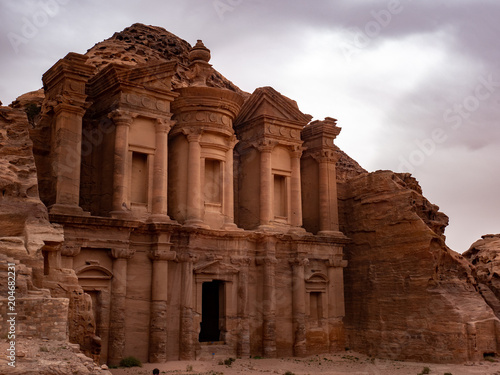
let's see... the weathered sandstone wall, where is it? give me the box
[0,105,110,373]
[339,170,500,363]
[464,234,500,319]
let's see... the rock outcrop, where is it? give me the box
[85,23,247,97]
[0,105,110,373]
[464,234,500,320]
[339,170,500,363]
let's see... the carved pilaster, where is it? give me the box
[289,257,309,356]
[108,110,135,217]
[325,256,347,352]
[231,256,251,357]
[108,245,133,365]
[148,233,176,363]
[178,252,199,360]
[182,128,208,228]
[256,241,278,358]
[150,118,175,222]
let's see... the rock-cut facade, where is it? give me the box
[32,39,348,364]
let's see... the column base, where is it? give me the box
[148,214,177,224]
[317,230,345,237]
[110,210,134,220]
[256,224,277,233]
[49,204,90,216]
[288,226,307,236]
[184,219,210,229]
[222,222,243,231]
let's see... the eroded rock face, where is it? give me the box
[339,170,500,363]
[0,105,106,371]
[464,234,500,319]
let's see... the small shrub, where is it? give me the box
[224,357,235,366]
[119,356,142,368]
[285,371,295,375]
[444,372,453,375]
[422,367,430,374]
[186,364,193,371]
[39,346,49,352]
[25,103,41,127]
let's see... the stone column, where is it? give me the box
[257,236,278,357]
[108,247,134,366]
[326,257,348,352]
[258,141,274,228]
[148,233,176,362]
[109,110,134,218]
[222,136,239,230]
[150,118,175,222]
[179,253,198,360]
[290,147,304,229]
[185,130,206,227]
[290,257,308,356]
[231,256,251,357]
[49,102,88,215]
[42,53,94,216]
[317,151,340,234]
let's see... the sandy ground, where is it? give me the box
[109,352,500,375]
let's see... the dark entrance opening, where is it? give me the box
[199,280,223,342]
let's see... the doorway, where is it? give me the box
[199,280,224,342]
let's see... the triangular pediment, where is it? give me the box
[234,86,312,126]
[88,61,177,97]
[125,61,177,90]
[194,260,240,275]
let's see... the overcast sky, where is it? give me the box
[0,0,499,252]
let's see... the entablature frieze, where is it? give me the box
[237,139,306,162]
[174,110,234,127]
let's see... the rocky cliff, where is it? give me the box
[0,105,110,374]
[464,234,500,320]
[339,170,500,363]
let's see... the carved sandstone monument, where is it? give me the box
[1,24,499,369]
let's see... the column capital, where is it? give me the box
[230,256,252,267]
[111,247,135,260]
[156,117,175,133]
[254,139,277,153]
[108,109,136,125]
[289,257,309,267]
[289,145,305,159]
[226,134,239,149]
[149,249,177,262]
[256,256,278,266]
[183,127,203,142]
[60,244,81,257]
[311,149,339,163]
[177,252,199,263]
[53,99,88,117]
[326,257,348,268]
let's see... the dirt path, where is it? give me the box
[109,352,500,375]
